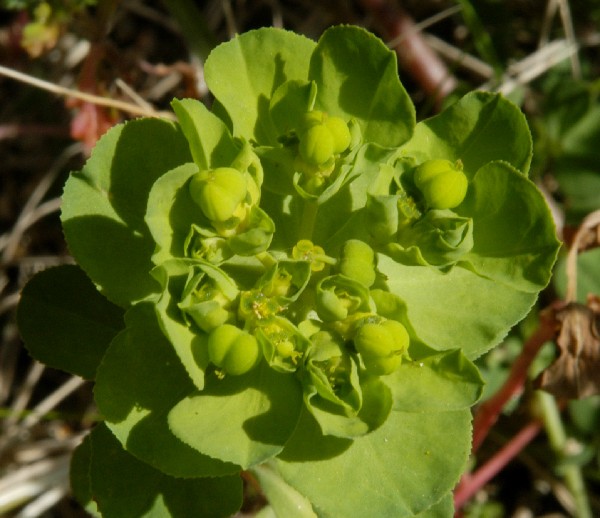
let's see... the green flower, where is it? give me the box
[178,262,239,333]
[316,275,373,322]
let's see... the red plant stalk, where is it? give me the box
[454,420,542,510]
[471,314,556,453]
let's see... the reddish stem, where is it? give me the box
[455,420,542,510]
[471,315,556,453]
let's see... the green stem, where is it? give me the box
[535,391,592,518]
[298,200,319,241]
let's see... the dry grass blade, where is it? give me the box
[0,64,176,120]
[482,39,578,95]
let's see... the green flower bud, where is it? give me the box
[299,124,335,166]
[339,239,376,287]
[297,112,351,167]
[354,319,409,375]
[414,159,468,210]
[360,355,401,376]
[324,116,351,154]
[207,324,260,376]
[189,167,248,222]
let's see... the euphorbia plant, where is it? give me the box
[17,25,560,517]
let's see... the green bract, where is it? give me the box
[18,25,560,518]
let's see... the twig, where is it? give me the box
[0,143,81,262]
[423,33,495,80]
[0,64,175,120]
[385,5,463,48]
[471,315,557,453]
[0,376,87,456]
[482,39,578,95]
[454,420,542,510]
[1,362,45,434]
[359,0,457,102]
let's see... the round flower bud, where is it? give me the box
[189,167,248,222]
[354,322,395,358]
[362,354,401,376]
[324,116,351,154]
[354,319,409,375]
[298,124,335,166]
[414,159,468,210]
[207,324,260,376]
[339,239,376,287]
[380,319,410,353]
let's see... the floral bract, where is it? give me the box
[17,25,560,518]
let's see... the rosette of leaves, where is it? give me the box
[17,25,560,518]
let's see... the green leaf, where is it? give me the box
[146,163,203,264]
[457,161,560,292]
[205,28,316,143]
[152,259,211,389]
[94,302,237,478]
[415,493,455,517]
[168,361,303,469]
[387,349,484,412]
[251,463,317,518]
[17,265,123,379]
[276,407,472,517]
[377,253,538,359]
[400,91,532,176]
[171,98,239,170]
[269,79,317,136]
[309,26,415,147]
[304,373,392,438]
[61,118,192,306]
[88,424,242,518]
[70,434,100,517]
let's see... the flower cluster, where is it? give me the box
[45,24,559,517]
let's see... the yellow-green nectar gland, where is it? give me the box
[239,290,283,322]
[292,239,334,272]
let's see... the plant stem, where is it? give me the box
[535,391,592,518]
[298,200,319,241]
[454,420,542,510]
[471,313,556,453]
